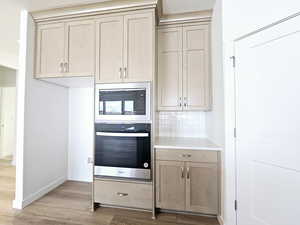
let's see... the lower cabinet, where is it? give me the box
[94,179,152,209]
[156,150,219,215]
[185,162,218,214]
[155,161,186,210]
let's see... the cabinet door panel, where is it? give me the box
[124,12,153,82]
[156,161,185,211]
[65,20,95,76]
[183,25,211,111]
[186,162,218,214]
[96,16,123,83]
[157,27,183,110]
[36,23,65,78]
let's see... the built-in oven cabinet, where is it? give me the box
[155,149,219,215]
[95,11,154,84]
[35,20,95,78]
[157,23,211,111]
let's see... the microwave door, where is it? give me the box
[95,83,151,122]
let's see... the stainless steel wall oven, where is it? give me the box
[94,123,151,180]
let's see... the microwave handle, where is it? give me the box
[96,132,149,137]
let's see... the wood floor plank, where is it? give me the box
[0,163,219,225]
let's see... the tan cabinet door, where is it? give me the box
[183,24,211,111]
[95,16,124,83]
[157,27,183,111]
[35,23,65,78]
[185,162,218,214]
[123,12,153,82]
[156,160,185,211]
[65,20,95,77]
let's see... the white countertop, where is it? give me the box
[154,136,222,151]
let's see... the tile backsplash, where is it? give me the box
[156,111,207,138]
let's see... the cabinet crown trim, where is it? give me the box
[31,0,158,22]
[159,10,212,26]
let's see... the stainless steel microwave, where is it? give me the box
[95,83,151,123]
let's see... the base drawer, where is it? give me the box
[94,179,152,209]
[156,149,218,163]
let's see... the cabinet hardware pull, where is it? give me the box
[181,167,184,178]
[123,67,127,78]
[117,192,128,197]
[119,67,122,79]
[64,62,68,73]
[186,154,191,158]
[181,154,186,157]
[187,167,190,179]
[184,97,187,107]
[59,62,63,73]
[179,97,182,107]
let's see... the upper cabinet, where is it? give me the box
[95,11,154,83]
[35,23,65,78]
[96,16,124,83]
[32,1,157,83]
[35,20,95,78]
[157,23,211,111]
[157,27,183,111]
[65,20,95,77]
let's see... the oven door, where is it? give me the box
[94,131,151,179]
[95,83,151,123]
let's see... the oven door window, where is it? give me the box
[95,135,150,169]
[99,90,146,116]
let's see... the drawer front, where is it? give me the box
[94,180,152,209]
[156,149,218,163]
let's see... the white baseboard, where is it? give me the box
[217,215,224,225]
[67,176,92,183]
[13,176,66,209]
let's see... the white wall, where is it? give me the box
[206,0,225,222]
[0,66,17,87]
[0,0,24,69]
[206,0,224,146]
[14,12,69,209]
[223,0,300,41]
[68,88,94,182]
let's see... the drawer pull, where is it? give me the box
[181,167,184,179]
[181,154,192,158]
[117,192,128,197]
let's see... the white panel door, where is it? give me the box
[95,16,123,83]
[123,12,153,82]
[235,14,300,225]
[0,87,16,159]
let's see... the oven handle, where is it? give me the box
[96,132,149,137]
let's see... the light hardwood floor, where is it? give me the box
[0,162,219,225]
